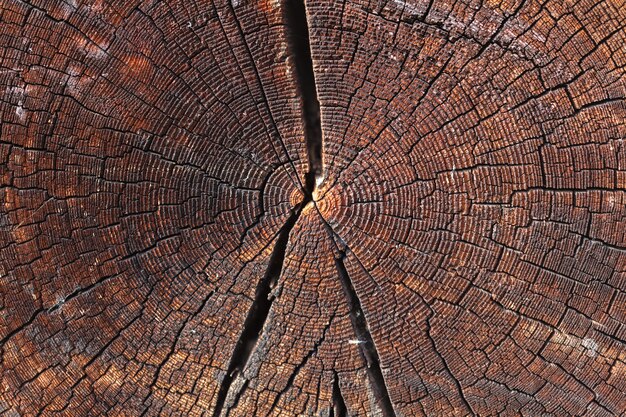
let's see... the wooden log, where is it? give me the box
[1,0,625,415]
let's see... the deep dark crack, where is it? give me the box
[284,0,323,196]
[330,371,348,417]
[335,252,397,417]
[210,196,309,417]
[211,2,323,414]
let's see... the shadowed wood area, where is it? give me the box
[0,0,625,415]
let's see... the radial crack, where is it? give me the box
[211,194,311,417]
[212,2,332,415]
[284,0,323,195]
[211,4,323,410]
[335,252,397,417]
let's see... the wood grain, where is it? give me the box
[1,0,625,416]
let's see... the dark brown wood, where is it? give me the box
[1,0,625,415]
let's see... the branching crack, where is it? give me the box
[212,2,330,416]
[423,305,476,415]
[268,316,334,413]
[335,253,397,417]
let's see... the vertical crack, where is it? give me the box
[424,308,476,416]
[335,253,397,417]
[284,0,323,196]
[212,2,324,415]
[330,371,348,417]
[281,12,396,412]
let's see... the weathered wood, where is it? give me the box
[1,0,625,416]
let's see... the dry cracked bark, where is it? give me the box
[0,0,625,416]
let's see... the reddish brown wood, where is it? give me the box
[1,0,625,416]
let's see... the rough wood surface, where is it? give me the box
[1,0,625,416]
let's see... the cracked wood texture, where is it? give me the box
[1,0,626,416]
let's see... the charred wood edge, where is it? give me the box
[284,0,324,195]
[330,371,348,417]
[0,270,121,360]
[34,263,160,416]
[334,252,397,417]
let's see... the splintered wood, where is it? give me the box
[1,0,625,416]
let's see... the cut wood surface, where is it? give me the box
[1,0,625,416]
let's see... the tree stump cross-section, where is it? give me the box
[1,0,625,416]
